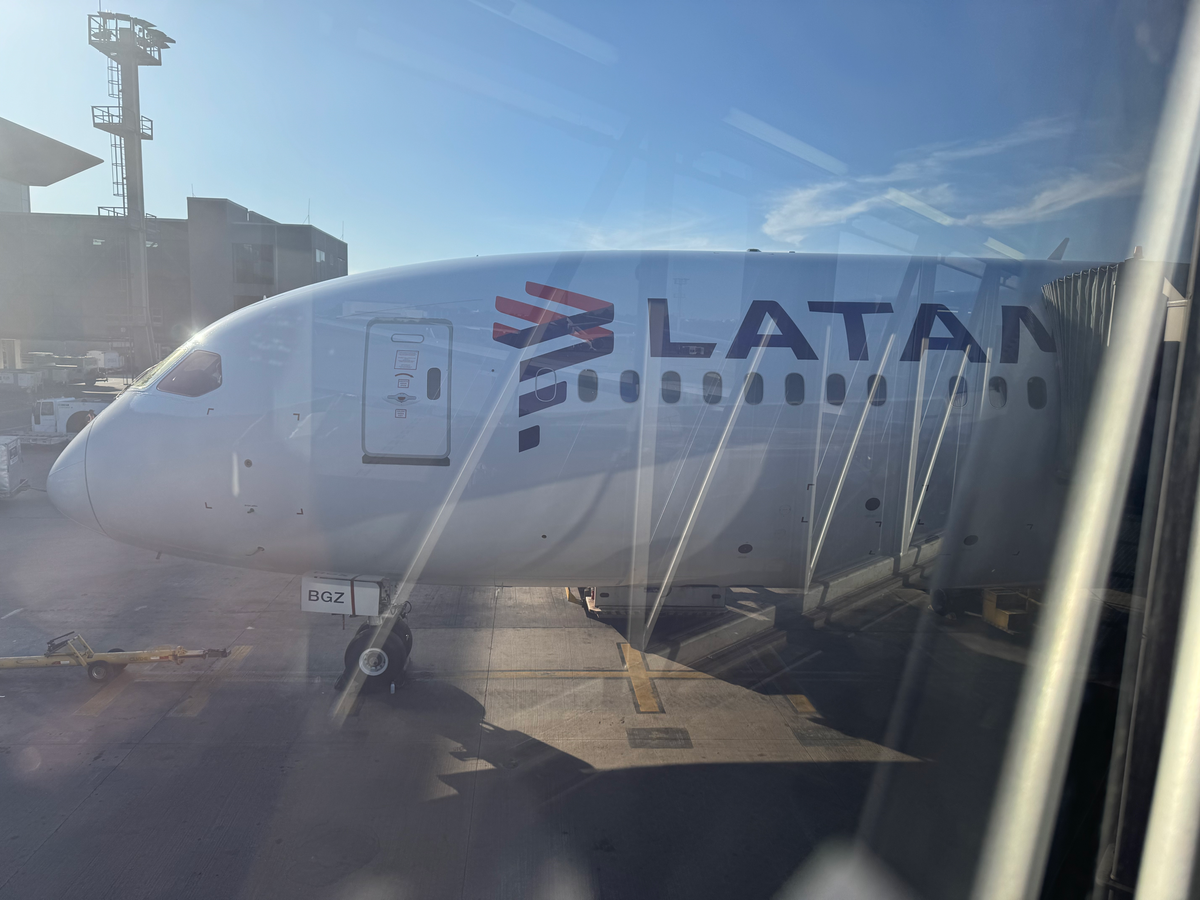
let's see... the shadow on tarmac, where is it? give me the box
[0,676,874,900]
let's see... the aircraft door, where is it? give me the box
[362,318,452,465]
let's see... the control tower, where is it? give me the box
[88,12,174,370]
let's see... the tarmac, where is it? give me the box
[0,442,1038,900]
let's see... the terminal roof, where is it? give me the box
[0,118,103,187]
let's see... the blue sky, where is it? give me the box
[3,0,1182,272]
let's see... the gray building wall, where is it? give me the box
[0,212,191,344]
[0,198,347,350]
[187,198,348,329]
[0,178,30,214]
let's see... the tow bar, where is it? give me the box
[0,632,230,683]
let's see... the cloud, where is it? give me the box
[763,182,883,242]
[760,119,1138,246]
[968,170,1142,227]
[763,182,955,243]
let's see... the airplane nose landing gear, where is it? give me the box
[302,575,412,694]
[338,614,413,694]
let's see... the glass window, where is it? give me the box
[661,371,681,403]
[826,374,845,406]
[157,350,223,397]
[233,243,274,285]
[1028,376,1047,409]
[8,8,1184,895]
[785,373,805,405]
[867,374,887,406]
[744,372,763,405]
[949,376,968,408]
[131,342,194,390]
[578,369,598,402]
[620,369,639,402]
[989,376,1008,409]
[703,371,722,404]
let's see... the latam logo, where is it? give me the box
[492,281,614,452]
[494,285,1059,453]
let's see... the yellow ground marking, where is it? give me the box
[74,673,133,717]
[167,645,253,718]
[440,644,710,713]
[621,643,664,714]
[787,694,817,715]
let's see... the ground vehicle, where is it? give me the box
[0,435,28,499]
[31,397,111,436]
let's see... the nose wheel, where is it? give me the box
[338,619,413,693]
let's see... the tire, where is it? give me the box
[107,648,127,674]
[343,628,409,694]
[87,660,113,683]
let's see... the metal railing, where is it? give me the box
[91,106,153,140]
[969,2,1200,897]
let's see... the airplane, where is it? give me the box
[45,249,1099,691]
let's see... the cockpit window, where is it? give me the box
[156,350,223,397]
[129,342,195,390]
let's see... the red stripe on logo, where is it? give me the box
[492,322,520,340]
[572,326,614,341]
[495,295,569,325]
[525,281,610,313]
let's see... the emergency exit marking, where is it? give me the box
[394,409,407,418]
[394,350,419,369]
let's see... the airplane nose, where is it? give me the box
[46,428,104,534]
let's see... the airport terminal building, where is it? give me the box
[0,118,347,353]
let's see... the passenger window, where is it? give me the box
[620,369,640,402]
[867,374,887,406]
[744,372,763,405]
[785,373,805,405]
[949,376,968,408]
[427,367,442,400]
[989,376,1008,409]
[661,371,681,404]
[533,368,556,402]
[578,368,598,402]
[703,371,722,404]
[1028,376,1047,409]
[157,350,223,397]
[826,374,845,406]
[40,401,55,416]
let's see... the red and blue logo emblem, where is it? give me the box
[493,281,613,451]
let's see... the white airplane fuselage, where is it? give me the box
[47,251,1084,591]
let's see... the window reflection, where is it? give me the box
[156,350,222,397]
[826,374,845,406]
[620,369,640,402]
[703,372,722,404]
[744,372,763,405]
[1028,376,1047,409]
[785,373,805,405]
[989,376,1008,408]
[867,374,886,406]
[949,376,968,408]
[661,371,681,404]
[578,369,598,402]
